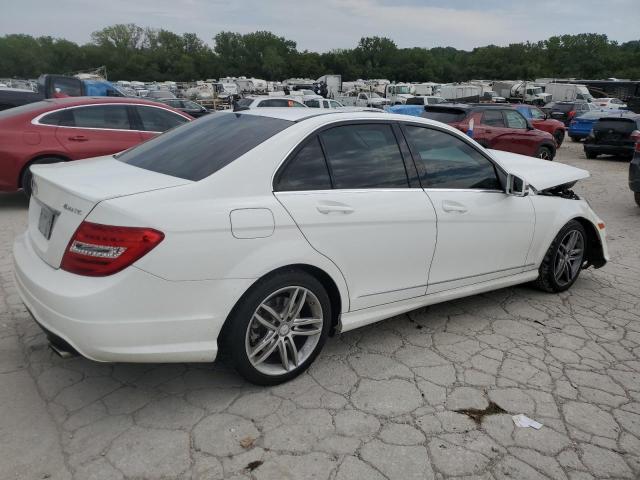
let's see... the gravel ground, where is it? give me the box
[1,140,639,480]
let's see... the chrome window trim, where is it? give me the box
[31,102,191,134]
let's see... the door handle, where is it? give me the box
[316,203,354,214]
[68,136,88,142]
[442,201,468,213]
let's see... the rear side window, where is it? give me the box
[304,99,320,108]
[553,103,575,112]
[403,125,501,190]
[135,106,188,132]
[406,97,425,105]
[421,108,467,123]
[117,113,292,181]
[71,105,131,130]
[39,109,75,126]
[320,124,409,189]
[482,110,505,127]
[275,137,331,191]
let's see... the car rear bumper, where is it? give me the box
[584,143,634,157]
[13,232,252,363]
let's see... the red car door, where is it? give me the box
[502,110,539,156]
[54,104,143,159]
[474,110,525,153]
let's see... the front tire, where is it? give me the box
[570,136,580,143]
[585,150,598,159]
[534,220,587,293]
[635,192,640,207]
[225,270,331,385]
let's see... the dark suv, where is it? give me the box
[584,114,640,159]
[421,104,557,159]
[542,101,594,127]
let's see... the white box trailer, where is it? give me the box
[545,83,593,102]
[317,74,342,98]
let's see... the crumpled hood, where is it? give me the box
[488,149,589,191]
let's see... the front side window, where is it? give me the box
[323,100,330,108]
[403,125,501,190]
[117,113,292,181]
[504,110,528,129]
[275,137,331,191]
[358,94,368,100]
[482,110,505,127]
[330,101,342,108]
[71,105,131,130]
[319,124,408,189]
[136,106,188,132]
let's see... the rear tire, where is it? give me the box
[20,157,65,196]
[570,136,580,142]
[553,130,565,146]
[585,151,598,159]
[225,270,331,385]
[536,145,554,160]
[635,192,640,207]
[534,220,587,293]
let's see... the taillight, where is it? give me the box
[61,222,164,276]
[631,130,640,142]
[568,111,576,119]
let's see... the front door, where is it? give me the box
[401,123,536,293]
[274,123,437,310]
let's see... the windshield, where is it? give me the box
[117,113,293,181]
[395,86,411,94]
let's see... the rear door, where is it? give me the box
[401,124,535,293]
[53,104,142,158]
[502,109,538,156]
[275,122,437,310]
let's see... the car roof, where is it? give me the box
[235,107,468,133]
[37,96,175,109]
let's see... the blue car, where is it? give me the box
[568,111,622,142]
[385,104,423,116]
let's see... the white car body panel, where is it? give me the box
[13,109,608,364]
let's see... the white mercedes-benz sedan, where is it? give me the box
[13,109,608,385]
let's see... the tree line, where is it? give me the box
[0,24,639,83]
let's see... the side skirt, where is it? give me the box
[339,269,539,333]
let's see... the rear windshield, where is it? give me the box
[551,103,575,112]
[421,108,467,123]
[0,100,49,119]
[406,97,425,105]
[116,112,293,181]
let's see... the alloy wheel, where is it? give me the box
[538,148,552,160]
[553,230,585,286]
[245,286,324,376]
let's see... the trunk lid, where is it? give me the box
[592,118,637,145]
[27,156,191,268]
[488,149,589,191]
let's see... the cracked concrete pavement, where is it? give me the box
[1,141,639,480]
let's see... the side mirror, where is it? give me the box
[505,173,529,197]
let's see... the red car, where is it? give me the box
[421,104,557,160]
[514,104,566,146]
[0,97,192,195]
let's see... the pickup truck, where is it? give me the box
[337,91,391,109]
[0,74,124,111]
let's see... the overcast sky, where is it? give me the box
[2,0,638,51]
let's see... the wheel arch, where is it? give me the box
[18,153,70,188]
[573,216,606,268]
[220,263,345,345]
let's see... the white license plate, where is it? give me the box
[38,205,56,240]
